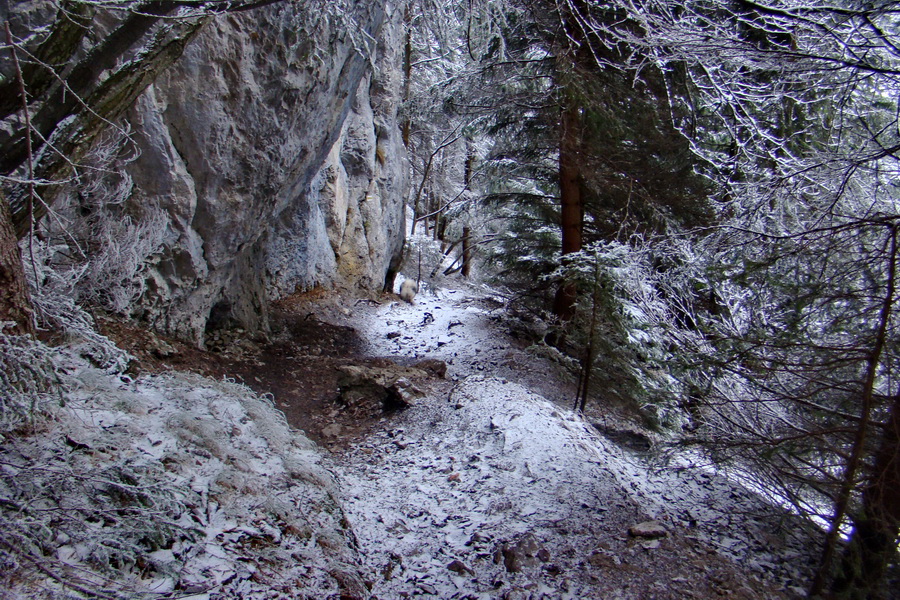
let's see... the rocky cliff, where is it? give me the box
[123,1,407,346]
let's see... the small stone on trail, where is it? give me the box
[447,559,473,575]
[447,472,460,482]
[544,564,563,576]
[386,331,401,339]
[466,531,491,546]
[417,583,437,594]
[322,424,343,438]
[628,520,668,539]
[149,335,177,358]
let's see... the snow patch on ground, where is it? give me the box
[338,374,810,598]
[363,280,505,375]
[339,375,634,599]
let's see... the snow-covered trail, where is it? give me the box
[333,284,813,599]
[352,279,578,405]
[357,280,517,378]
[340,376,645,599]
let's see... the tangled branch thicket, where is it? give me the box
[44,125,167,317]
[0,326,61,434]
[25,243,132,372]
[0,442,191,600]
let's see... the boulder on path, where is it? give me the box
[415,358,447,378]
[336,361,444,411]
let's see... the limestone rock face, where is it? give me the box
[126,1,406,345]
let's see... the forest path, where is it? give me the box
[101,278,818,598]
[329,281,808,599]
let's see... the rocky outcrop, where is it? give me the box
[269,12,408,299]
[125,1,407,346]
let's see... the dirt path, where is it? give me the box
[103,282,819,599]
[329,282,814,599]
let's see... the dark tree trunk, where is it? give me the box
[832,391,900,599]
[464,139,474,189]
[5,16,206,237]
[0,195,33,336]
[0,1,95,122]
[0,2,180,177]
[430,193,440,241]
[552,98,583,321]
[421,190,430,237]
[462,226,472,278]
[812,226,899,598]
[437,215,447,244]
[383,237,405,294]
[3,1,282,238]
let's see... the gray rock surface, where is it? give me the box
[125,1,406,345]
[628,520,669,539]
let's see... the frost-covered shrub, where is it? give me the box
[36,125,167,318]
[0,348,361,599]
[24,239,131,372]
[0,326,61,433]
[0,445,190,574]
[550,237,708,429]
[71,207,167,314]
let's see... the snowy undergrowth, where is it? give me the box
[0,339,363,600]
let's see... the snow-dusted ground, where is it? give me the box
[0,342,364,600]
[0,278,818,599]
[359,278,512,377]
[335,280,817,599]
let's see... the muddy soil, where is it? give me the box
[99,292,395,448]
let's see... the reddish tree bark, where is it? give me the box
[552,99,583,321]
[461,226,472,278]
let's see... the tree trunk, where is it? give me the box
[0,1,95,122]
[5,13,207,238]
[462,226,472,278]
[430,193,440,241]
[552,98,583,320]
[831,390,900,599]
[401,4,412,148]
[812,225,899,597]
[421,190,430,237]
[464,139,474,190]
[0,194,33,336]
[0,2,180,177]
